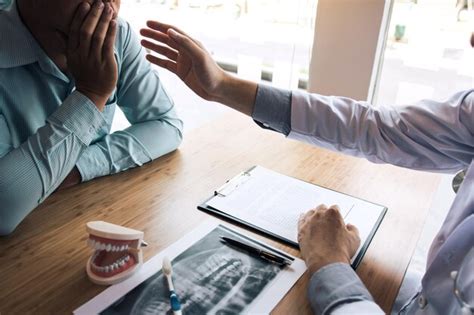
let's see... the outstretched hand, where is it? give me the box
[140,21,227,102]
[298,204,361,274]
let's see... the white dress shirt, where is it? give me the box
[252,84,474,314]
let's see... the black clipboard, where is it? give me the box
[198,166,387,269]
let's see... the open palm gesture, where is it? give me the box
[140,21,226,102]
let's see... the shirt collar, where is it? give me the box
[0,0,42,68]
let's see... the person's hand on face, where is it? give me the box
[297,204,361,274]
[140,21,227,102]
[67,1,118,111]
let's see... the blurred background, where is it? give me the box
[115,0,473,131]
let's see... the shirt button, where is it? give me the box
[418,295,428,309]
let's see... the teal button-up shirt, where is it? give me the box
[0,2,183,235]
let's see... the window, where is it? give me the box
[121,0,318,90]
[374,0,474,106]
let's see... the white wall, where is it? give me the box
[308,0,392,101]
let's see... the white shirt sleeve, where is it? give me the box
[288,90,474,173]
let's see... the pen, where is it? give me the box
[220,236,292,266]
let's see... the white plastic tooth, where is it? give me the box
[119,260,125,267]
[124,255,130,262]
[111,245,117,252]
[101,243,107,251]
[104,266,110,273]
[113,263,119,269]
[94,242,101,250]
[106,244,112,252]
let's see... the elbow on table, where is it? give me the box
[169,117,184,151]
[0,191,32,236]
[0,221,16,236]
[0,206,19,235]
[174,124,184,149]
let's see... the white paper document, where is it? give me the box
[206,166,386,261]
[74,221,306,315]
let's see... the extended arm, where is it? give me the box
[286,89,473,172]
[141,22,473,173]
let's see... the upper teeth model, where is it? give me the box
[86,221,145,285]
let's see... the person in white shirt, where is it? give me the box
[140,21,474,314]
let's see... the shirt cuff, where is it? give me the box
[48,91,105,146]
[252,83,292,136]
[308,262,375,315]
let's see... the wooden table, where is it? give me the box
[0,112,441,314]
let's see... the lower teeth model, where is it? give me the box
[85,221,146,285]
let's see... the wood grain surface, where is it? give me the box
[0,112,441,314]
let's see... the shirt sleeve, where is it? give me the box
[0,113,12,158]
[308,263,384,315]
[252,83,292,135]
[289,89,474,172]
[253,84,473,172]
[76,20,183,182]
[0,91,105,235]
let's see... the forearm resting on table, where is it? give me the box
[308,263,384,314]
[0,92,104,235]
[0,145,81,235]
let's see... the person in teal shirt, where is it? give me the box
[0,0,183,235]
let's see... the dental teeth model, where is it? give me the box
[85,221,146,285]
